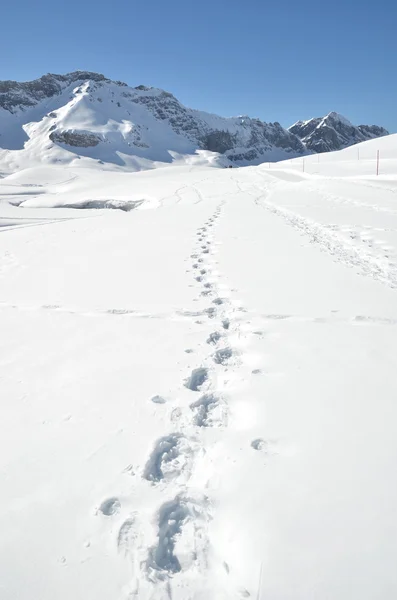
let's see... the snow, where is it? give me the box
[274,132,397,178]
[324,111,354,127]
[289,118,312,128]
[1,132,397,599]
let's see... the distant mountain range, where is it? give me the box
[289,112,389,153]
[0,71,389,172]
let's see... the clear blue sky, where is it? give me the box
[2,0,396,132]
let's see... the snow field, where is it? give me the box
[1,132,397,599]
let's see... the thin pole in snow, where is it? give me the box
[256,561,263,600]
[376,150,380,176]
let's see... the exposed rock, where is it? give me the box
[0,72,111,113]
[202,131,237,153]
[357,124,389,138]
[289,112,389,153]
[49,130,101,147]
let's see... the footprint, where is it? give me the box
[251,439,278,455]
[190,394,227,427]
[146,494,208,577]
[212,297,225,305]
[143,434,195,483]
[192,263,199,269]
[205,307,217,319]
[98,497,121,516]
[184,367,209,391]
[151,395,167,404]
[117,516,138,557]
[203,282,212,289]
[171,407,182,423]
[195,276,203,282]
[200,269,207,275]
[213,347,233,365]
[222,319,230,330]
[206,331,221,345]
[251,439,264,450]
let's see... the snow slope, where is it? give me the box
[1,132,397,599]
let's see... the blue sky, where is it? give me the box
[2,0,396,132]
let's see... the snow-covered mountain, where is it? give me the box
[1,72,389,173]
[289,111,389,153]
[0,71,306,172]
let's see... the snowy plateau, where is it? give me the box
[0,71,397,600]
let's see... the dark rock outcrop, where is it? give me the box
[49,130,101,147]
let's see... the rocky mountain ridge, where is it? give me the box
[289,111,389,153]
[0,72,389,171]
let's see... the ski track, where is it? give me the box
[308,184,397,217]
[230,172,397,289]
[249,185,397,289]
[263,200,397,289]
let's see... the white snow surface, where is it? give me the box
[1,133,397,599]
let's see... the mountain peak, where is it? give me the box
[324,111,353,127]
[289,111,388,153]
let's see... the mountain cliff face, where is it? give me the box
[0,73,389,173]
[289,112,389,153]
[0,71,306,171]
